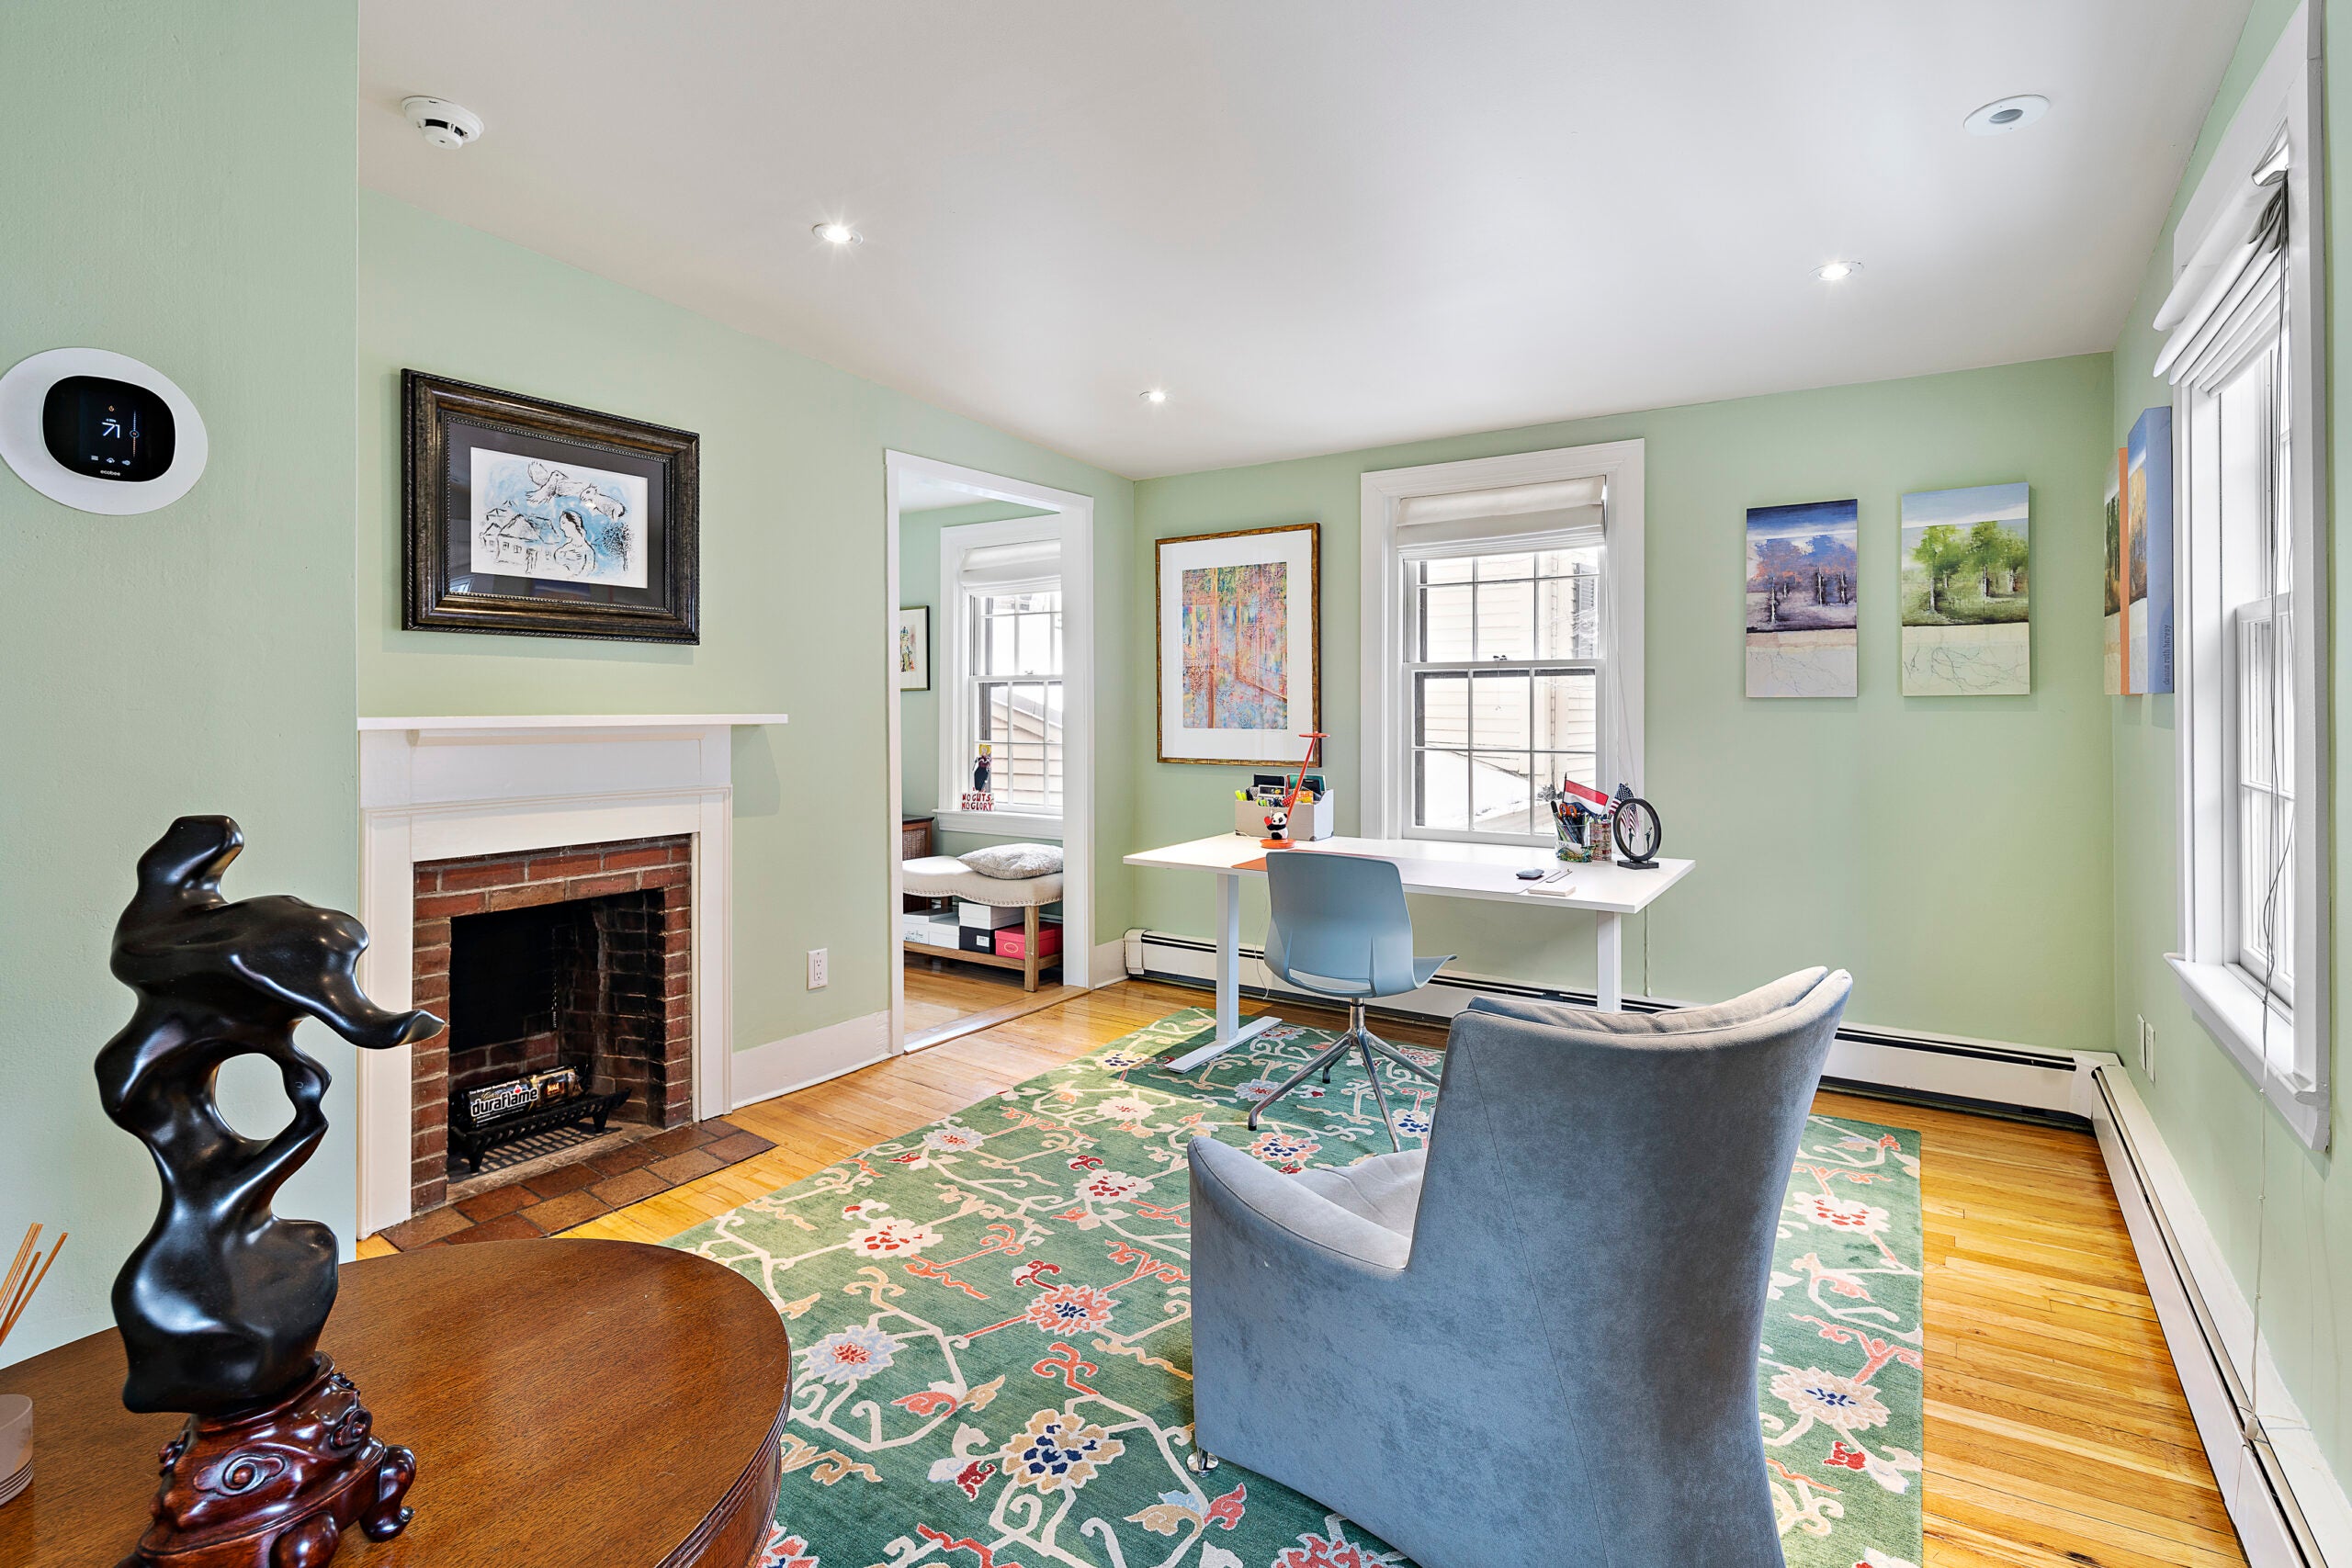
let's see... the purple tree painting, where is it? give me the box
[1745,499,1860,698]
[1182,561,1289,729]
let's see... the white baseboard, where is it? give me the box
[1090,939,1126,987]
[730,1010,891,1110]
[2083,1062,2351,1568]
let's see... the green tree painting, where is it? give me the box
[1898,481,2030,696]
[1901,499,2028,626]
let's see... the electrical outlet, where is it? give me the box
[808,948,829,989]
[2139,1014,2155,1079]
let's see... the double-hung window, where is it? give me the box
[2160,6,2328,1149]
[940,524,1063,827]
[1362,444,1644,850]
[1403,545,1601,840]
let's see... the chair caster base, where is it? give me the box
[1186,1450,1218,1473]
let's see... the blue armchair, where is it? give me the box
[1186,966,1851,1567]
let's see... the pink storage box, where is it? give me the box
[993,922,1063,960]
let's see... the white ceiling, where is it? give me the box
[359,1,2252,479]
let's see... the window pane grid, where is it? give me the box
[1405,547,1605,842]
[968,586,1063,811]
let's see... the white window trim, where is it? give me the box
[937,514,1067,836]
[1360,440,1645,842]
[2164,1,2329,1151]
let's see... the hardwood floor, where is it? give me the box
[390,978,2246,1567]
[901,956,1084,1049]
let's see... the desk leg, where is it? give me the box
[1168,872,1281,1072]
[1596,910,1623,1012]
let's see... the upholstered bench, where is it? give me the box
[902,848,1064,991]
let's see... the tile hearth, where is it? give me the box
[373,1116,773,1249]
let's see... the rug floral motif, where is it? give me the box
[662,1007,1924,1568]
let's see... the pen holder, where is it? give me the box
[1235,789,1335,840]
[1554,810,1609,863]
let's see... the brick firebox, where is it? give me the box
[409,835,692,1214]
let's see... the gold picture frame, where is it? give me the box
[1154,522,1321,765]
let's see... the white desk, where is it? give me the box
[1124,835,1696,1070]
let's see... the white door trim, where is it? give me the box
[884,452,1095,1055]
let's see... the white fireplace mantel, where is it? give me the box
[353,714,784,1236]
[357,713,788,733]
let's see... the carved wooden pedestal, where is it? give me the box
[129,1358,413,1568]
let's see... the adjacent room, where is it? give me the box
[3,5,2347,1567]
[892,462,1088,1048]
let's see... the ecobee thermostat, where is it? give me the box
[0,347,209,514]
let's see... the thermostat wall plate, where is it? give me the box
[0,347,208,514]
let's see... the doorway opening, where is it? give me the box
[885,453,1094,1051]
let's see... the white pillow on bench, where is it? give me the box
[959,842,1064,880]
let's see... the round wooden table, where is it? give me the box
[0,1239,790,1568]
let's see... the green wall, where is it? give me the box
[2108,0,2352,1483]
[1130,357,2117,1050]
[357,194,1135,1054]
[0,3,360,1356]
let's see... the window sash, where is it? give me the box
[2231,593,2294,996]
[1400,544,1605,844]
[955,585,1064,818]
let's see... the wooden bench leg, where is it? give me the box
[1022,906,1039,992]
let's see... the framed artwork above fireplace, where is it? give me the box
[401,370,701,643]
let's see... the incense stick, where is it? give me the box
[0,1225,34,1324]
[0,1224,63,1353]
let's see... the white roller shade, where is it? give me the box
[1395,475,1606,553]
[956,535,1061,594]
[2155,147,2289,383]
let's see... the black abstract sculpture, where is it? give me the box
[95,817,441,1567]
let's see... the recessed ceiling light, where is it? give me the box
[813,221,862,246]
[1964,95,2049,136]
[1140,388,1169,404]
[1815,261,1861,283]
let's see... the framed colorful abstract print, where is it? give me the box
[1155,523,1320,764]
[895,605,932,691]
[402,370,700,643]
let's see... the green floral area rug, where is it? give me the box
[662,1007,1925,1568]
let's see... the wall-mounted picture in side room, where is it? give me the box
[895,604,931,691]
[1898,481,2030,695]
[1744,499,1859,697]
[2126,406,2174,694]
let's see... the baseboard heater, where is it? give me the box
[1129,928,2089,1124]
[2086,1063,2335,1568]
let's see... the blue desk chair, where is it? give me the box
[1250,851,1452,1149]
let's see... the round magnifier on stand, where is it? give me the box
[1611,795,1662,869]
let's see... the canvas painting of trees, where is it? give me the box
[2125,406,2174,694]
[1745,499,1859,697]
[1899,482,2030,694]
[2105,454,2125,694]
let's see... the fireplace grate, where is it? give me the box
[449,1081,630,1174]
[463,1122,608,1177]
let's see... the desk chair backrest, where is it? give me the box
[1262,851,1419,998]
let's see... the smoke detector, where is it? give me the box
[401,96,484,152]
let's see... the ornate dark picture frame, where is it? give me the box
[402,371,700,643]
